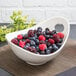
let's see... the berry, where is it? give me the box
[53,34,60,42]
[50,35,53,38]
[52,44,58,51]
[45,28,49,31]
[39,44,47,51]
[37,32,42,36]
[25,39,30,43]
[35,39,39,45]
[56,43,62,48]
[48,39,55,44]
[25,39,30,44]
[49,31,52,35]
[39,40,46,44]
[57,32,64,39]
[17,34,23,40]
[45,30,49,35]
[45,35,50,39]
[46,49,51,54]
[53,34,59,38]
[36,46,39,51]
[11,38,18,45]
[19,40,25,48]
[42,31,46,35]
[48,46,52,50]
[52,30,56,34]
[47,42,51,47]
[34,34,37,38]
[36,52,40,54]
[38,35,46,41]
[28,30,34,37]
[40,51,45,54]
[26,43,30,46]
[30,40,36,46]
[24,43,30,49]
[37,27,42,32]
[26,47,32,51]
[27,47,37,53]
[31,46,36,49]
[31,48,37,53]
[29,37,36,41]
[59,39,63,43]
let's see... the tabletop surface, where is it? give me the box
[0,39,76,76]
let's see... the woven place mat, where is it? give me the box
[0,39,76,76]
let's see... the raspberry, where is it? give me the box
[28,30,34,37]
[39,44,47,51]
[57,32,64,39]
[17,34,23,40]
[48,39,55,44]
[11,38,18,45]
[19,40,25,48]
[38,35,46,41]
[25,39,30,43]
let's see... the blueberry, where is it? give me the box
[35,39,39,45]
[46,49,51,54]
[47,42,51,47]
[45,30,49,35]
[34,34,37,38]
[51,30,56,35]
[26,43,30,46]
[24,43,30,49]
[45,35,50,39]
[52,44,58,51]
[31,48,37,53]
[24,45,29,49]
[45,28,49,31]
[39,40,46,44]
[50,35,53,38]
[31,46,36,49]
[22,39,26,42]
[37,32,42,36]
[59,39,63,43]
[48,46,52,50]
[36,52,40,54]
[37,27,42,32]
[36,46,39,51]
[42,31,46,35]
[40,51,45,54]
[29,37,36,41]
[30,40,36,46]
[56,43,62,48]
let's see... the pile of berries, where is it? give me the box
[11,27,64,55]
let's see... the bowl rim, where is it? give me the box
[6,16,70,57]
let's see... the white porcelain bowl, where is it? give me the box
[6,17,70,65]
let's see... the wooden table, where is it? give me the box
[0,39,76,76]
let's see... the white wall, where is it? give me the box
[0,0,76,24]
